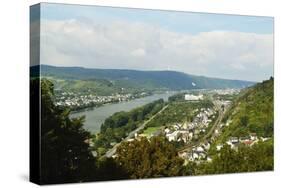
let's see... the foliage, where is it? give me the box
[94,158,129,181]
[35,79,97,183]
[142,126,164,136]
[193,140,273,175]
[115,136,184,178]
[93,99,165,153]
[168,93,185,102]
[218,78,273,141]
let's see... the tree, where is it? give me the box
[240,116,249,127]
[115,136,184,178]
[36,79,97,184]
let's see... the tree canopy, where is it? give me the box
[38,79,96,184]
[115,136,184,178]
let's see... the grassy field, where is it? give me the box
[142,126,164,137]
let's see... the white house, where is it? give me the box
[196,146,205,153]
[164,128,171,134]
[184,94,203,101]
[250,133,257,141]
[226,137,239,149]
[261,137,270,142]
[166,131,180,142]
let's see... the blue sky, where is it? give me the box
[40,3,273,35]
[36,3,274,82]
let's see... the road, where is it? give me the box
[178,100,227,154]
[103,104,169,158]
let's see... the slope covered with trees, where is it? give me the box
[218,77,273,141]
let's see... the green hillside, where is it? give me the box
[45,77,133,96]
[218,77,273,142]
[31,65,255,91]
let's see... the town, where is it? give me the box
[100,90,271,165]
[54,91,150,110]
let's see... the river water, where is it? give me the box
[70,92,175,133]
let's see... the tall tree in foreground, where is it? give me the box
[37,79,96,184]
[116,136,184,179]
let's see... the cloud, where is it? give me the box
[131,48,146,57]
[40,19,273,81]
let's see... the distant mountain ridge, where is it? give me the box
[31,65,255,90]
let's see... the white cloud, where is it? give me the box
[40,19,273,81]
[131,48,146,57]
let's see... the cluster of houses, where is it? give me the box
[164,107,216,143]
[179,142,212,162]
[54,91,147,108]
[178,132,271,163]
[212,88,240,95]
[216,133,270,151]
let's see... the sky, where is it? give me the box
[33,3,274,82]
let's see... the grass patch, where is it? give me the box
[143,126,164,136]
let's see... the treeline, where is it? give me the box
[168,92,185,102]
[93,99,165,155]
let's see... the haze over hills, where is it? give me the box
[31,65,255,91]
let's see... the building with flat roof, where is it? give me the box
[184,94,203,101]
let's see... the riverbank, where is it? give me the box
[68,94,152,114]
[70,92,176,134]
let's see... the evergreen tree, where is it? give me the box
[36,79,97,184]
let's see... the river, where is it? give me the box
[70,92,175,133]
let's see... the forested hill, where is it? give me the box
[32,65,255,90]
[219,77,274,140]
